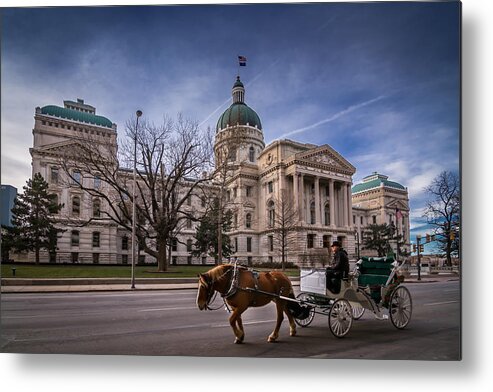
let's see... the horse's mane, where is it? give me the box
[207,264,233,281]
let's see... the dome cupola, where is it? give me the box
[216,76,262,132]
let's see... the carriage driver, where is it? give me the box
[326,241,349,293]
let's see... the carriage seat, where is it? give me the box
[357,257,393,287]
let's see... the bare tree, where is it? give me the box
[269,189,299,270]
[423,171,460,266]
[59,114,213,271]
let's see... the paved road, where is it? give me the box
[0,280,460,359]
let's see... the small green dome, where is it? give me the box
[352,173,406,194]
[216,103,262,131]
[41,105,113,128]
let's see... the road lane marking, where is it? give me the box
[138,306,197,312]
[423,300,459,306]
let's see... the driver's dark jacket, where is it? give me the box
[327,248,349,278]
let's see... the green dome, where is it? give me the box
[41,105,113,128]
[352,173,406,194]
[216,102,262,131]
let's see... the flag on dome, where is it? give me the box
[238,55,247,66]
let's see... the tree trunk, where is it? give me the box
[157,237,168,272]
[35,246,40,264]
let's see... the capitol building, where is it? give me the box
[27,76,411,265]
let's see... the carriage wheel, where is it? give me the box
[351,303,365,320]
[328,299,353,338]
[294,292,315,327]
[389,286,412,329]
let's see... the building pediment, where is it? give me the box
[385,199,408,211]
[33,139,83,156]
[295,145,356,174]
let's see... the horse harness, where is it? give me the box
[200,264,261,310]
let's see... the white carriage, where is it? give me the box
[293,257,413,338]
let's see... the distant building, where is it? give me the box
[0,184,17,227]
[351,172,411,256]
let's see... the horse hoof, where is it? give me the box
[234,338,243,344]
[290,331,297,337]
[268,336,277,343]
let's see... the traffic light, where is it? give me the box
[419,245,424,252]
[426,234,431,243]
[450,232,456,240]
[413,244,417,252]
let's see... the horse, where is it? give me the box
[196,264,297,344]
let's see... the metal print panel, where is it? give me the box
[1,1,461,361]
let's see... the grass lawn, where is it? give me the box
[1,263,299,279]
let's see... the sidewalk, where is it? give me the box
[0,274,458,294]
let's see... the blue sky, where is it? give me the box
[1,2,460,249]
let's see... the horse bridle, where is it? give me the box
[199,267,234,310]
[199,274,217,310]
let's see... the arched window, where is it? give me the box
[249,146,255,162]
[324,203,330,226]
[268,200,275,227]
[72,196,80,216]
[310,201,316,224]
[245,213,252,229]
[93,199,101,218]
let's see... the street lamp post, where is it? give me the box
[131,110,143,289]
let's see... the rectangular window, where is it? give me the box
[268,235,274,252]
[187,256,192,265]
[172,256,178,265]
[122,236,129,250]
[247,256,252,266]
[187,239,193,252]
[233,187,237,198]
[94,175,101,190]
[268,181,273,193]
[307,234,315,249]
[72,170,81,185]
[92,253,100,264]
[353,215,356,224]
[71,230,80,247]
[360,216,364,225]
[235,237,238,252]
[247,237,252,252]
[171,238,178,252]
[51,167,59,184]
[372,215,377,224]
[246,186,252,197]
[186,218,192,229]
[72,196,80,216]
[92,232,100,248]
[71,252,79,263]
[122,254,128,265]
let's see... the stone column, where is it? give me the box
[329,178,335,227]
[293,173,299,220]
[300,173,305,222]
[347,183,352,228]
[314,176,320,225]
[342,182,348,227]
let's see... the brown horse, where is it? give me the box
[196,264,297,344]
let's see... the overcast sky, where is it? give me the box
[1,2,460,242]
